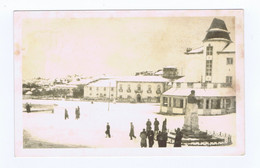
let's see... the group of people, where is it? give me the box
[104,118,183,148]
[63,105,183,147]
[64,106,81,120]
[138,118,169,148]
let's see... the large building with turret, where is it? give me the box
[160,18,236,115]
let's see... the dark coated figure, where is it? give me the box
[65,108,69,120]
[105,123,111,138]
[129,122,136,140]
[140,129,147,148]
[147,129,155,147]
[174,128,183,147]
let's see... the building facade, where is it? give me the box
[83,76,172,103]
[160,18,236,115]
[184,18,235,87]
[83,79,116,101]
[160,82,236,115]
[116,76,171,103]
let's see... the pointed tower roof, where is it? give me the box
[203,18,232,42]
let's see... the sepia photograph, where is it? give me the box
[14,10,244,156]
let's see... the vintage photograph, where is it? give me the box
[14,10,244,156]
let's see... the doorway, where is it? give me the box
[136,94,141,103]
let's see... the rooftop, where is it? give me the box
[185,46,204,54]
[203,18,232,42]
[163,87,236,97]
[117,76,171,83]
[88,79,117,87]
[208,18,228,31]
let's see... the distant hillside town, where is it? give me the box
[23,18,236,116]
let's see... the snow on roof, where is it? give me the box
[117,76,170,83]
[53,84,77,88]
[174,77,201,83]
[88,79,117,87]
[185,46,204,54]
[69,79,93,85]
[203,31,232,42]
[164,66,177,69]
[163,88,236,97]
[25,91,32,95]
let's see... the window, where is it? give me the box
[104,87,106,91]
[163,97,168,106]
[96,87,99,91]
[147,97,152,102]
[206,60,213,76]
[226,99,231,108]
[137,84,141,90]
[206,44,213,55]
[175,99,183,108]
[197,99,204,109]
[119,95,123,99]
[173,98,176,107]
[227,58,233,65]
[147,85,152,93]
[226,76,232,85]
[104,94,106,97]
[111,94,114,97]
[206,99,210,109]
[211,99,221,109]
[169,97,172,107]
[202,83,207,88]
[111,88,114,91]
[89,87,92,90]
[187,83,194,88]
[89,93,92,96]
[176,83,181,88]
[213,83,218,88]
[127,84,131,93]
[119,84,123,92]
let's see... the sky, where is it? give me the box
[18,12,235,80]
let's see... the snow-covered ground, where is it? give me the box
[23,99,236,148]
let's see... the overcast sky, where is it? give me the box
[19,13,234,80]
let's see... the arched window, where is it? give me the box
[127,84,131,93]
[147,85,152,94]
[137,84,141,90]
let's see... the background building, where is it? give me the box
[116,76,171,103]
[184,18,235,87]
[160,18,236,115]
[83,79,116,101]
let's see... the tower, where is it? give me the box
[203,18,235,86]
[185,18,235,87]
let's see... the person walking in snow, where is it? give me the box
[105,123,111,138]
[129,122,136,140]
[65,108,69,120]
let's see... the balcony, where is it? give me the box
[134,89,143,93]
